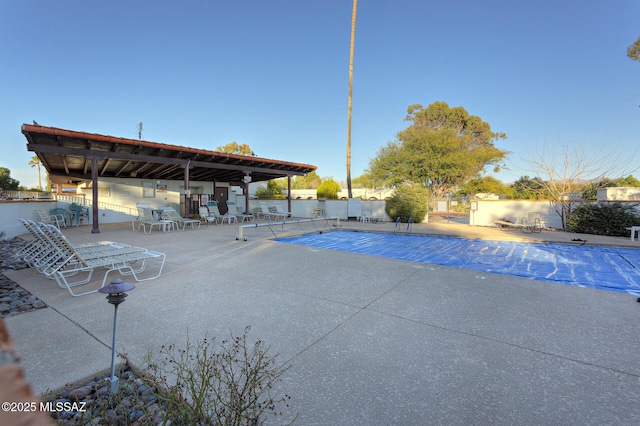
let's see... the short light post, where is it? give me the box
[98,278,135,394]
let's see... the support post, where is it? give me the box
[183,160,191,218]
[91,156,100,234]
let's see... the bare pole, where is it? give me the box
[346,0,357,199]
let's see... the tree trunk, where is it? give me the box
[346,0,357,199]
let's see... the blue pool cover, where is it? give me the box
[276,231,640,295]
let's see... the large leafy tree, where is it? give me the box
[216,142,256,156]
[628,36,640,61]
[369,102,508,198]
[291,171,322,189]
[0,167,20,190]
[456,176,512,198]
[510,176,547,200]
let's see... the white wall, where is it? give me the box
[0,201,57,239]
[78,177,217,210]
[597,187,640,201]
[473,200,562,229]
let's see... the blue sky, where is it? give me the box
[1,0,639,189]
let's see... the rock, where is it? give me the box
[68,385,92,400]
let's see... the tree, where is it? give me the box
[510,176,547,200]
[456,176,511,198]
[216,142,256,156]
[369,102,508,198]
[28,155,42,190]
[522,141,631,230]
[291,171,322,189]
[345,0,358,199]
[316,179,341,199]
[628,36,640,61]
[0,167,20,191]
[613,175,640,187]
[255,180,286,199]
[384,184,429,223]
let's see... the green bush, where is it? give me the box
[316,179,341,199]
[566,202,640,236]
[385,185,429,223]
[255,180,286,199]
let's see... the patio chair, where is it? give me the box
[199,206,218,226]
[274,201,292,219]
[207,201,237,224]
[257,201,286,221]
[35,210,65,229]
[69,203,90,226]
[134,205,173,234]
[50,208,73,228]
[37,222,166,296]
[360,210,374,223]
[312,199,326,218]
[160,208,201,230]
[227,201,254,223]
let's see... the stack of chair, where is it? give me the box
[16,219,166,296]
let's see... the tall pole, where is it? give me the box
[346,0,357,199]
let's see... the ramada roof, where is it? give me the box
[21,124,316,185]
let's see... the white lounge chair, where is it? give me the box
[207,201,237,224]
[19,220,165,296]
[160,208,201,230]
[258,201,286,221]
[274,201,292,219]
[199,206,218,225]
[227,201,254,223]
[134,205,173,233]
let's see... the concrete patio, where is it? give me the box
[4,220,640,425]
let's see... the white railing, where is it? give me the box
[236,217,341,240]
[54,195,137,216]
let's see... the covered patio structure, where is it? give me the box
[21,124,316,233]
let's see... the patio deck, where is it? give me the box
[4,220,640,425]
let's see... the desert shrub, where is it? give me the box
[385,185,429,223]
[146,326,293,425]
[566,202,640,236]
[316,179,341,199]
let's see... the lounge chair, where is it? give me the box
[46,225,165,296]
[227,201,254,223]
[134,205,173,234]
[199,206,218,225]
[494,213,542,233]
[257,201,286,221]
[160,208,201,230]
[18,220,165,296]
[207,201,237,224]
[274,201,292,219]
[36,210,65,229]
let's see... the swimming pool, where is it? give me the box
[276,231,640,295]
